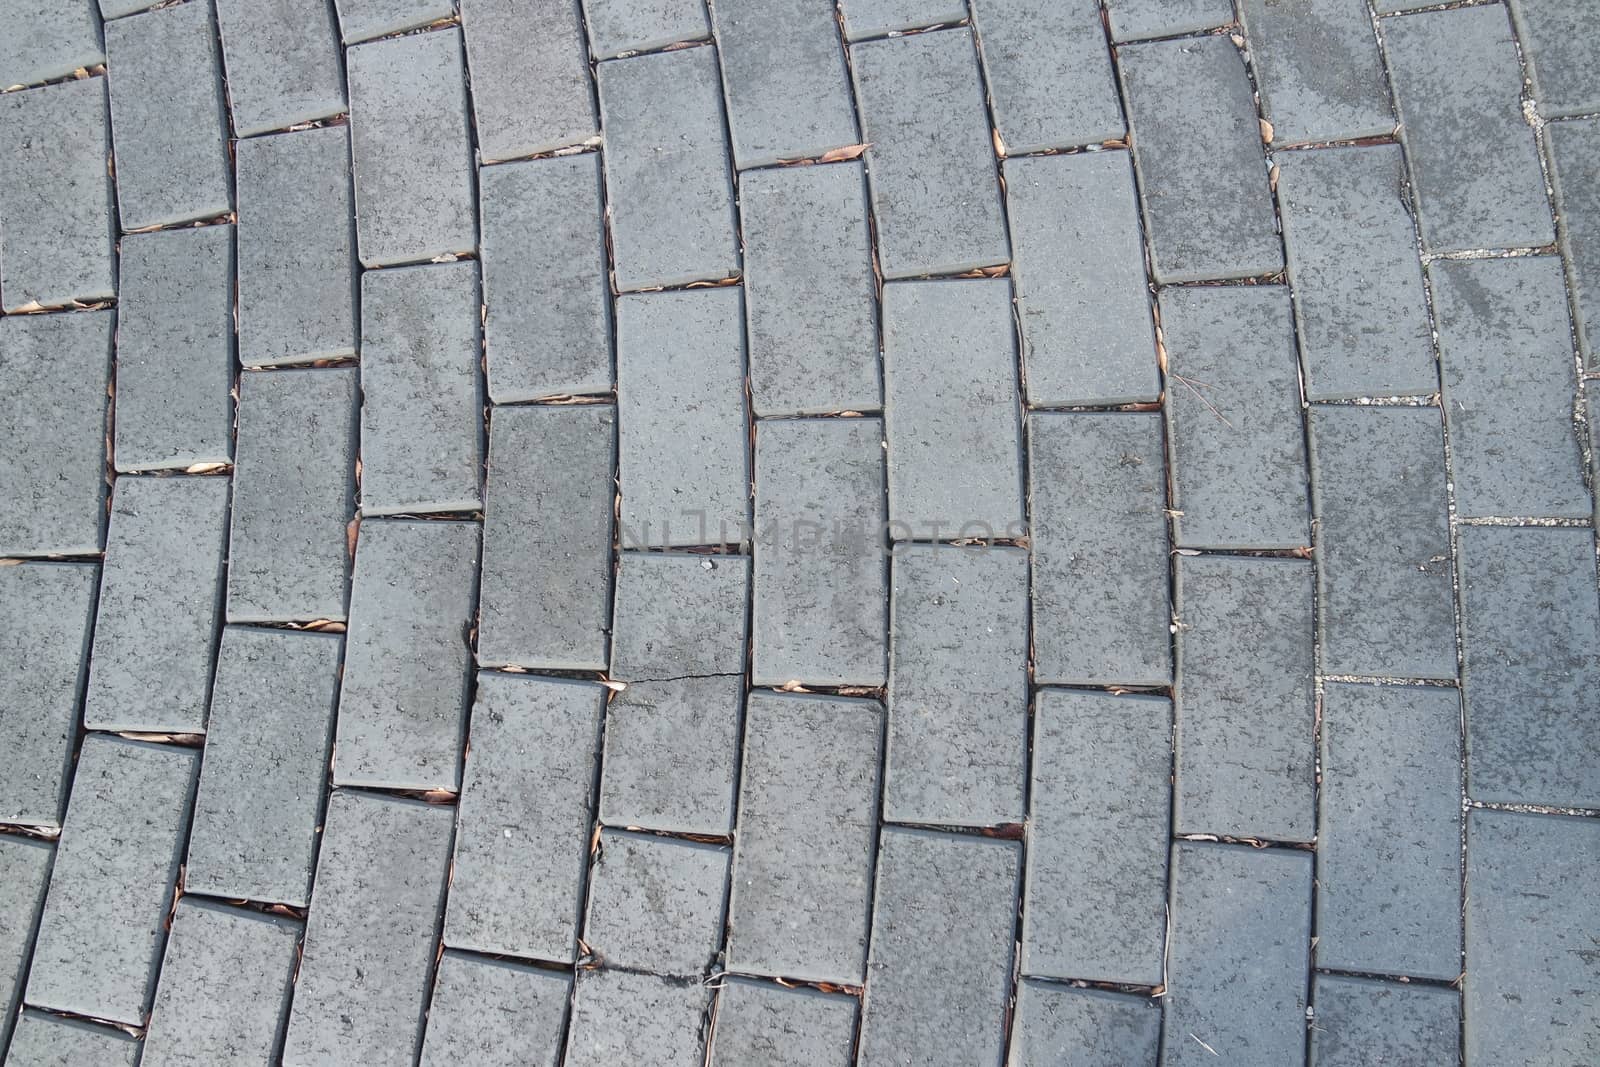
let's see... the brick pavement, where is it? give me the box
[1,2,1598,1065]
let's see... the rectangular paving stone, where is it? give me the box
[347,27,476,266]
[1432,257,1589,518]
[751,418,888,687]
[462,0,595,161]
[727,692,882,985]
[104,1,231,229]
[113,225,234,470]
[1162,286,1310,549]
[883,280,1025,537]
[584,0,708,58]
[851,28,1009,278]
[1318,683,1462,980]
[886,545,1028,826]
[1175,556,1315,842]
[0,563,97,829]
[583,830,729,976]
[1164,843,1311,1067]
[420,951,570,1067]
[1004,151,1159,407]
[972,0,1122,154]
[0,311,111,556]
[857,829,1019,1066]
[740,162,879,416]
[185,627,341,907]
[1466,810,1600,1064]
[283,791,454,1066]
[0,78,114,311]
[0,836,52,1051]
[1010,983,1161,1067]
[1458,526,1600,807]
[6,1012,139,1067]
[597,46,739,290]
[215,0,346,136]
[1029,412,1171,687]
[1276,144,1436,400]
[141,900,300,1067]
[1119,35,1280,282]
[611,551,749,679]
[478,404,615,670]
[83,475,229,734]
[227,367,358,623]
[1311,975,1461,1067]
[1551,118,1600,368]
[711,0,858,168]
[335,0,451,43]
[600,676,743,836]
[565,969,710,1067]
[99,0,160,17]
[1384,5,1553,252]
[709,978,858,1067]
[617,289,750,546]
[0,0,103,86]
[237,125,359,367]
[444,674,606,963]
[1025,690,1169,986]
[1106,0,1233,40]
[1510,0,1599,118]
[25,736,198,1025]
[1309,406,1455,679]
[1240,0,1391,145]
[359,262,483,514]
[839,0,965,40]
[336,519,478,791]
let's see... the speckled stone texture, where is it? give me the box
[334,0,451,44]
[0,837,53,1050]
[215,0,346,136]
[461,0,595,162]
[1106,0,1233,40]
[420,952,569,1067]
[0,0,103,87]
[583,0,710,59]
[972,0,1122,154]
[839,0,965,40]
[1551,118,1600,368]
[6,1012,140,1067]
[1509,0,1600,119]
[1311,975,1461,1067]
[708,978,858,1067]
[583,830,729,975]
[1240,0,1391,146]
[1010,982,1161,1067]
[564,969,711,1067]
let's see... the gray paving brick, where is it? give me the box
[215,0,346,136]
[25,736,198,1025]
[462,0,596,162]
[1467,810,1600,1063]
[839,0,965,40]
[708,978,858,1067]
[0,563,97,829]
[1308,407,1455,680]
[1025,690,1169,985]
[885,545,1028,826]
[1119,35,1280,283]
[1317,683,1462,980]
[0,78,114,311]
[283,791,454,1066]
[420,951,570,1067]
[1311,975,1460,1067]
[851,29,1009,279]
[236,126,359,368]
[1431,257,1589,518]
[359,263,483,515]
[1276,144,1436,400]
[1011,983,1161,1067]
[1029,412,1171,687]
[883,280,1024,536]
[112,225,234,470]
[1552,119,1600,369]
[0,0,103,87]
[1162,286,1310,549]
[972,0,1121,154]
[99,0,159,17]
[611,551,748,679]
[740,162,879,416]
[141,900,300,1067]
[477,405,615,670]
[600,676,743,836]
[480,153,611,401]
[1240,0,1391,146]
[336,519,479,791]
[727,692,882,984]
[857,828,1019,1067]
[5,1012,139,1067]
[1510,0,1600,119]
[1175,556,1315,842]
[1384,5,1553,252]
[617,289,750,546]
[565,969,710,1067]
[751,418,888,687]
[597,46,739,291]
[1003,152,1160,407]
[444,674,606,962]
[83,475,229,734]
[1164,843,1312,1067]
[226,368,358,623]
[334,0,451,44]
[1106,0,1232,41]
[583,830,729,975]
[1458,526,1600,807]
[713,0,859,171]
[103,1,231,230]
[584,0,709,58]
[184,627,341,907]
[0,837,52,1051]
[346,27,476,266]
